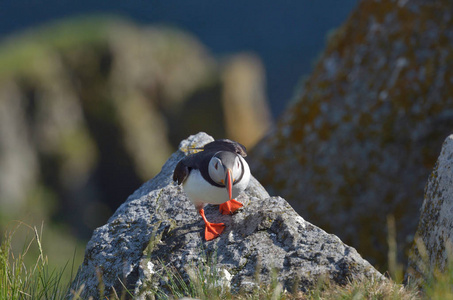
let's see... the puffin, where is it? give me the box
[173,139,251,240]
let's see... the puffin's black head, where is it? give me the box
[203,139,247,157]
[208,151,243,200]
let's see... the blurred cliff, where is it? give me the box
[0,1,357,119]
[0,17,272,241]
[250,0,453,270]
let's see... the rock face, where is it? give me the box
[249,0,453,268]
[69,132,382,299]
[406,135,453,286]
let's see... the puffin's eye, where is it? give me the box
[215,162,218,170]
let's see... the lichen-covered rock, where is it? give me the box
[249,0,453,268]
[69,132,382,299]
[406,135,453,286]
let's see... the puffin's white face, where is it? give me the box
[208,152,243,201]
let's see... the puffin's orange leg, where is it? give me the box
[219,199,243,215]
[199,208,225,240]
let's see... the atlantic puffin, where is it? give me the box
[173,139,251,240]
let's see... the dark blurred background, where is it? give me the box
[0,0,357,117]
[0,0,357,273]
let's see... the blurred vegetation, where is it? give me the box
[0,16,113,78]
[1,224,79,299]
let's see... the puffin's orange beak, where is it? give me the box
[226,169,233,200]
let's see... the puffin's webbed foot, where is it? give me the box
[219,199,243,215]
[204,222,225,240]
[199,208,225,240]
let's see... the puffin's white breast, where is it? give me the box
[183,156,250,208]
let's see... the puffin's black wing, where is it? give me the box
[173,154,202,185]
[202,139,247,157]
[173,160,188,185]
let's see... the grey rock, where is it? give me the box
[69,132,383,299]
[406,134,453,286]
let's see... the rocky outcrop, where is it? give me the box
[249,0,453,268]
[406,135,453,286]
[69,133,382,299]
[0,17,271,239]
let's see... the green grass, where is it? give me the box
[410,237,453,300]
[147,255,287,300]
[5,222,453,300]
[0,223,76,299]
[305,277,419,300]
[423,265,453,300]
[146,257,418,300]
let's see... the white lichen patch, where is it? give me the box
[147,261,155,275]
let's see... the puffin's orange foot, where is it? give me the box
[204,222,225,241]
[219,199,243,215]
